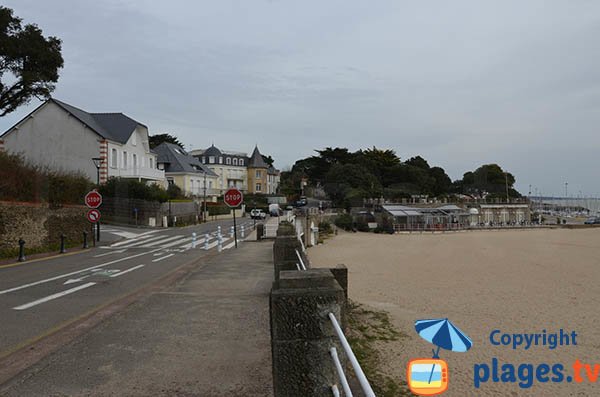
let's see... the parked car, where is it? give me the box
[250,209,267,220]
[584,217,600,224]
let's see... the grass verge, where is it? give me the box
[347,300,413,396]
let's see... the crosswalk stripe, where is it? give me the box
[138,235,185,248]
[116,234,170,248]
[160,237,194,248]
[110,232,161,247]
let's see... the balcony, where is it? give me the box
[109,166,165,181]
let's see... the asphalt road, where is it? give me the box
[0,217,262,358]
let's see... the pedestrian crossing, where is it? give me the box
[105,222,255,252]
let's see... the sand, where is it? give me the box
[309,228,600,396]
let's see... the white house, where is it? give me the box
[0,98,164,185]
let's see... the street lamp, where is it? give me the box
[203,170,207,223]
[92,157,102,186]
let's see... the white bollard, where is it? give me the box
[217,225,221,235]
[204,233,209,250]
[192,232,197,248]
[230,226,234,239]
[217,233,222,252]
[241,225,245,239]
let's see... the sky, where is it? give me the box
[2,1,600,197]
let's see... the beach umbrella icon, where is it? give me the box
[414,318,472,384]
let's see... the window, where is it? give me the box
[209,181,213,189]
[111,149,118,168]
[256,170,262,178]
[239,159,244,166]
[167,178,174,186]
[202,157,206,164]
[233,158,238,166]
[190,179,194,193]
[149,157,154,169]
[209,156,215,164]
[123,152,128,169]
[133,154,137,171]
[219,157,223,164]
[256,183,262,192]
[226,157,231,165]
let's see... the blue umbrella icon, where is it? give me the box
[415,318,472,383]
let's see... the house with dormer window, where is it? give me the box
[0,98,165,185]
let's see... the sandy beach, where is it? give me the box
[310,228,600,396]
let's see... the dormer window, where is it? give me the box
[233,158,238,166]
[226,157,231,165]
[219,157,223,164]
[239,159,244,166]
[209,156,215,164]
[202,157,206,164]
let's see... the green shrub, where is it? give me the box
[318,220,333,234]
[100,178,168,203]
[334,213,354,231]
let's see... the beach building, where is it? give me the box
[470,203,531,225]
[382,204,471,230]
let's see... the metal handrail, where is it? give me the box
[295,249,306,271]
[331,384,340,397]
[330,347,353,396]
[328,312,376,397]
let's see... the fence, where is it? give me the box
[270,222,374,396]
[393,221,546,233]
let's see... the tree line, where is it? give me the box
[280,147,520,208]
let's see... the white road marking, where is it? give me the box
[110,264,145,278]
[179,237,210,249]
[94,249,126,257]
[13,282,97,310]
[138,235,185,248]
[152,254,174,263]
[160,237,194,248]
[0,249,161,295]
[222,240,239,250]
[109,231,161,247]
[115,234,170,248]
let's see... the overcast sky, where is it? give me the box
[2,1,600,197]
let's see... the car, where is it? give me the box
[250,209,266,220]
[584,217,600,224]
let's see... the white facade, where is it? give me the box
[105,126,164,182]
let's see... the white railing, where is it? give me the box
[329,313,376,397]
[291,225,375,397]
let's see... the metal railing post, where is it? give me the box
[60,234,66,254]
[217,232,222,252]
[230,226,234,239]
[204,233,209,250]
[192,232,197,248]
[83,231,88,249]
[18,239,26,262]
[241,225,245,239]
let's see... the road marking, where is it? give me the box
[94,249,126,257]
[160,237,193,248]
[13,282,97,310]
[223,240,239,250]
[114,234,170,248]
[179,237,210,249]
[138,235,185,248]
[152,254,174,262]
[109,231,161,247]
[110,264,145,278]
[0,249,161,295]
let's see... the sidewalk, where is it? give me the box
[2,241,274,397]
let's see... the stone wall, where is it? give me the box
[0,201,89,252]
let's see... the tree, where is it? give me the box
[261,154,274,167]
[0,6,63,117]
[149,133,182,149]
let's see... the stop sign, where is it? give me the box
[85,190,102,208]
[224,188,243,208]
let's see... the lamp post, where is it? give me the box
[203,171,207,222]
[92,157,102,241]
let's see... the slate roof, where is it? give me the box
[247,146,269,168]
[154,142,218,176]
[203,144,222,157]
[52,99,146,144]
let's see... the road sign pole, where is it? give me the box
[233,209,238,248]
[97,221,100,242]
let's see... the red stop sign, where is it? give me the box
[85,190,102,208]
[224,188,243,208]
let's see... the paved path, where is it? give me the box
[1,240,274,397]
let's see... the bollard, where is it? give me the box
[83,231,88,249]
[192,232,197,248]
[241,225,245,239]
[204,233,209,250]
[217,232,223,252]
[18,239,26,262]
[217,225,221,235]
[230,226,234,239]
[60,233,66,254]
